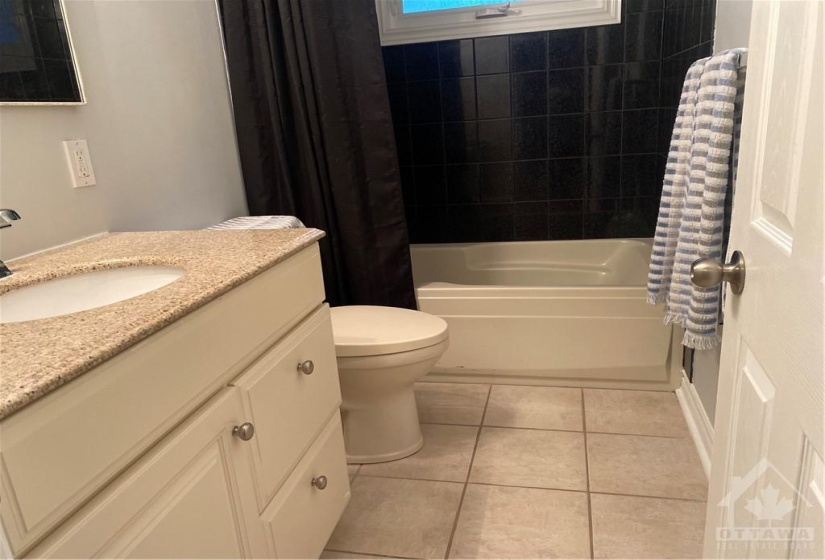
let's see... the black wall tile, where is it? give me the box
[548,28,585,69]
[439,40,474,77]
[446,164,480,203]
[477,74,511,119]
[383,46,405,83]
[385,0,713,243]
[514,160,549,201]
[475,36,510,74]
[585,156,621,198]
[441,78,477,121]
[512,71,548,117]
[515,202,549,240]
[549,158,585,200]
[513,116,548,160]
[624,61,661,108]
[479,119,513,161]
[511,32,548,72]
[404,43,439,80]
[587,64,623,112]
[621,154,662,196]
[548,68,585,114]
[444,121,479,163]
[625,11,663,62]
[408,80,442,123]
[622,108,660,154]
[548,114,585,158]
[586,25,624,65]
[387,82,408,123]
[480,162,514,202]
[414,165,446,204]
[586,111,622,156]
[411,124,444,164]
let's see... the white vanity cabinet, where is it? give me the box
[0,243,349,559]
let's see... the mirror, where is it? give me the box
[0,0,84,104]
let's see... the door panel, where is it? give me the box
[704,0,824,558]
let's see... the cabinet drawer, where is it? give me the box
[231,305,342,510]
[263,413,350,559]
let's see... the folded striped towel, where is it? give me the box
[647,49,747,350]
[208,215,305,230]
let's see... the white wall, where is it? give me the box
[688,0,754,425]
[714,0,754,52]
[0,0,247,260]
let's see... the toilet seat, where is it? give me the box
[330,305,448,357]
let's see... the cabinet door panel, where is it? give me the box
[232,305,342,509]
[28,389,270,559]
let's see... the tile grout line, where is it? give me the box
[420,420,690,440]
[581,388,596,560]
[443,384,492,559]
[352,473,708,504]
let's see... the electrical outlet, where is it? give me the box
[63,139,97,188]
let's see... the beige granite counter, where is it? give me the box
[0,229,325,420]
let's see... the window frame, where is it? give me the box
[375,0,622,46]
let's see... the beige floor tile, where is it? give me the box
[584,389,690,437]
[449,484,591,559]
[359,424,478,482]
[484,385,583,431]
[469,427,587,490]
[321,552,402,559]
[587,433,708,500]
[415,382,490,425]
[591,493,706,559]
[327,476,463,559]
[347,464,360,475]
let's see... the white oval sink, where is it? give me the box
[0,266,185,324]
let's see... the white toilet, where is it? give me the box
[330,305,449,464]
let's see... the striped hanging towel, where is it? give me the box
[647,49,747,350]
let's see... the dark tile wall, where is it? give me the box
[385,0,714,243]
[658,0,716,162]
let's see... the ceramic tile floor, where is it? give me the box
[323,383,708,560]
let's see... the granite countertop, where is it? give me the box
[0,229,325,420]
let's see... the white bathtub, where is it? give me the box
[411,239,681,390]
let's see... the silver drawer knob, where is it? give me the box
[232,422,255,441]
[311,475,328,490]
[297,360,315,375]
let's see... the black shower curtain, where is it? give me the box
[219,0,416,309]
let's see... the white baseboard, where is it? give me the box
[675,369,714,479]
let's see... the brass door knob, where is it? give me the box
[690,250,746,294]
[298,360,315,375]
[311,475,328,490]
[232,422,255,441]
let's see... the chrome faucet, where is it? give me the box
[0,209,21,278]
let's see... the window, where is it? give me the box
[376,0,622,45]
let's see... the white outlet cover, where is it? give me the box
[63,138,97,188]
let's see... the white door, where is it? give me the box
[703,1,824,559]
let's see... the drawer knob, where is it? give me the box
[232,422,255,441]
[298,360,315,375]
[311,475,328,490]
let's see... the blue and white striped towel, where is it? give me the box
[647,49,747,350]
[208,215,305,230]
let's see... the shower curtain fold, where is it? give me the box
[218,0,416,309]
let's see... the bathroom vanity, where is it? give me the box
[0,230,349,558]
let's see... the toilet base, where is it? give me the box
[336,340,449,464]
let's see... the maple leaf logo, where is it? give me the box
[744,484,796,521]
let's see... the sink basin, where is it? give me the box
[0,266,185,324]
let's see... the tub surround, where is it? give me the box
[0,228,324,420]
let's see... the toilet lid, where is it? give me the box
[330,306,449,357]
